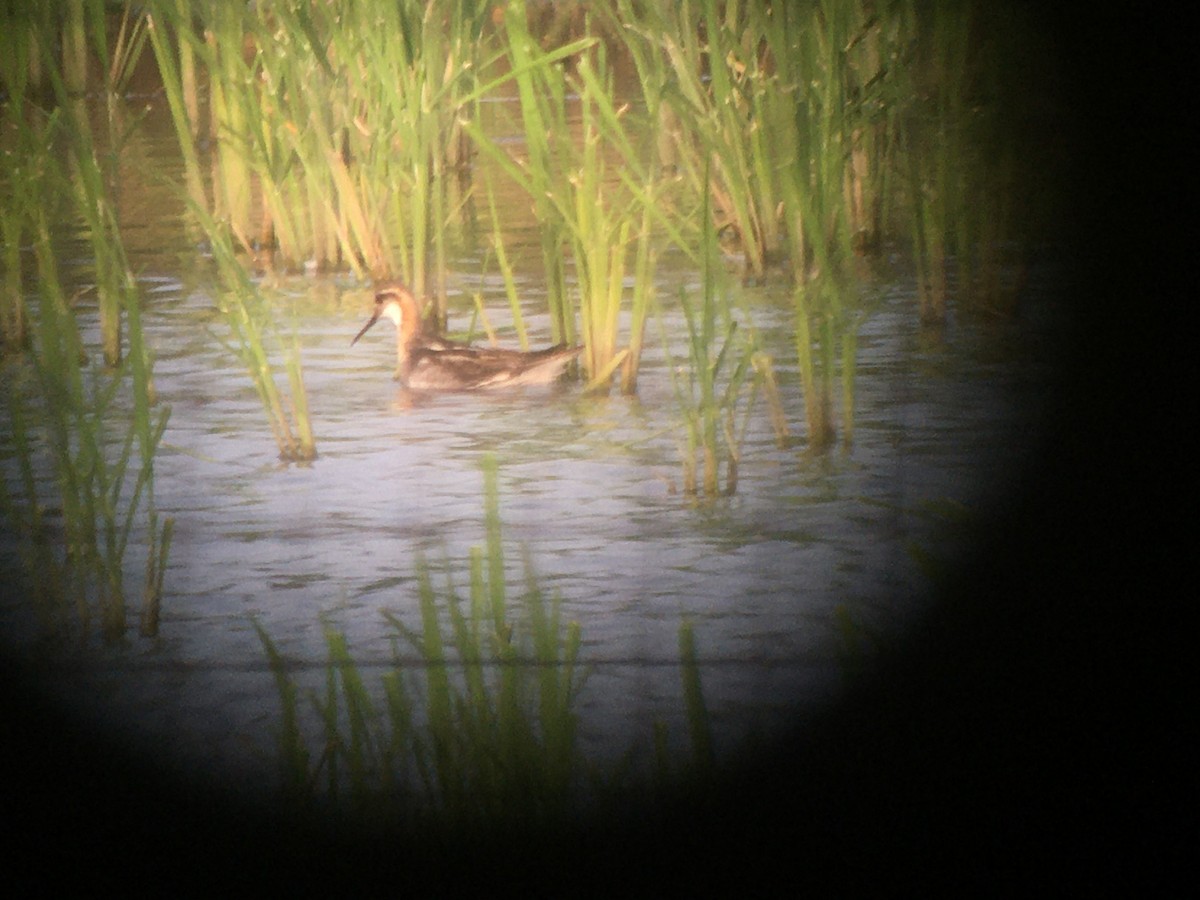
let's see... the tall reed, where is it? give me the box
[460,1,598,349]
[144,6,207,215]
[0,102,171,640]
[253,454,728,829]
[255,454,586,827]
[151,9,321,461]
[0,112,35,354]
[13,5,148,369]
[0,4,41,354]
[253,619,313,810]
[568,44,660,394]
[760,2,888,446]
[664,183,754,498]
[610,0,783,280]
[149,3,464,290]
[898,3,962,326]
[912,3,1040,319]
[196,198,318,462]
[470,8,663,392]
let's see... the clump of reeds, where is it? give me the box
[663,194,756,498]
[146,5,315,462]
[255,454,584,827]
[467,1,590,345]
[0,87,171,641]
[667,282,732,496]
[469,5,669,393]
[145,1,589,311]
[17,3,154,368]
[254,455,727,829]
[198,203,318,463]
[0,107,37,355]
[906,3,1046,321]
[563,44,659,394]
[760,3,879,446]
[667,287,754,497]
[896,3,968,326]
[602,1,868,444]
[610,0,1048,444]
[659,149,773,498]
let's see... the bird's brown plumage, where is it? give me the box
[352,283,581,390]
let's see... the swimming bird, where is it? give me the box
[351,282,582,390]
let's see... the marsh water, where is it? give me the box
[0,96,1059,807]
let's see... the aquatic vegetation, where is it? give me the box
[25,3,153,368]
[608,0,1045,440]
[148,7,316,461]
[760,2,880,446]
[897,3,967,326]
[146,2,586,303]
[905,3,1045,321]
[0,111,37,355]
[0,155,169,641]
[481,176,529,350]
[253,454,725,828]
[667,284,754,498]
[255,455,586,826]
[200,203,318,462]
[469,12,663,392]
[564,46,660,394]
[609,0,766,279]
[0,14,171,640]
[473,1,588,346]
[661,162,758,498]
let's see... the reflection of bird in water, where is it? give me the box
[352,283,581,391]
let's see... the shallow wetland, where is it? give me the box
[0,0,1069,845]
